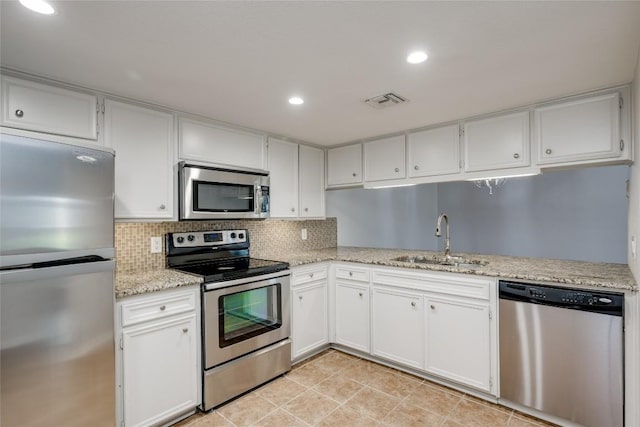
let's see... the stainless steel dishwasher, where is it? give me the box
[499,280,624,427]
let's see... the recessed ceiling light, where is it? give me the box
[406,51,428,64]
[19,0,55,15]
[288,96,304,105]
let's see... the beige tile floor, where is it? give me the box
[175,349,557,427]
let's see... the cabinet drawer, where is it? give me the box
[292,265,328,286]
[335,265,370,282]
[121,290,196,327]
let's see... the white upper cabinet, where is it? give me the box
[104,99,174,219]
[326,144,363,187]
[534,92,622,165]
[463,111,530,173]
[408,125,460,178]
[268,138,299,218]
[299,145,325,218]
[178,117,266,171]
[364,135,406,182]
[1,75,98,140]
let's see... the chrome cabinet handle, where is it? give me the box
[545,148,552,155]
[15,109,24,118]
[410,301,416,308]
[414,165,419,170]
[182,328,189,333]
[159,305,166,311]
[394,167,400,173]
[513,153,520,159]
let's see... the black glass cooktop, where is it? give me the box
[173,257,289,283]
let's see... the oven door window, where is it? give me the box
[218,284,281,347]
[194,181,255,212]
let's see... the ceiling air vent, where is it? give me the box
[364,92,408,109]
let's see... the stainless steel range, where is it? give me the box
[166,230,291,410]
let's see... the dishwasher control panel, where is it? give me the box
[499,280,624,316]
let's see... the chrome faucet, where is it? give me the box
[435,213,451,258]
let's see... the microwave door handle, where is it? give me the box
[254,185,261,214]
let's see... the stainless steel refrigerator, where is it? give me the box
[0,129,116,426]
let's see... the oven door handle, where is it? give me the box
[204,271,290,291]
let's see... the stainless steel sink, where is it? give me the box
[391,255,488,268]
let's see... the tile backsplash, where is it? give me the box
[115,218,337,272]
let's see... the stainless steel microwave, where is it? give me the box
[179,162,270,220]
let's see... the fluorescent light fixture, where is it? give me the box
[406,51,428,64]
[19,0,55,14]
[288,96,304,105]
[367,183,417,189]
[465,172,539,182]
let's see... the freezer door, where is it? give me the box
[0,260,116,427]
[0,133,114,267]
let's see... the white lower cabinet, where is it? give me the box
[371,286,424,369]
[117,287,200,427]
[424,295,492,392]
[335,281,370,352]
[291,264,329,359]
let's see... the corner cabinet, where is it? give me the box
[534,91,626,166]
[117,286,200,427]
[104,99,175,219]
[268,138,325,219]
[291,264,329,360]
[178,117,267,171]
[364,135,406,183]
[326,144,363,187]
[1,75,98,140]
[463,111,530,173]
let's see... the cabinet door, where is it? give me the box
[371,286,423,369]
[535,92,621,165]
[291,282,328,358]
[104,99,174,219]
[178,117,266,170]
[335,281,370,352]
[299,145,325,218]
[425,296,492,392]
[363,135,406,182]
[268,138,299,218]
[1,75,97,140]
[463,111,529,172]
[327,144,362,186]
[408,125,460,177]
[122,314,198,427]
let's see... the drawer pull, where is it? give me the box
[159,204,166,210]
[358,292,363,297]
[15,109,24,118]
[430,304,436,310]
[394,167,400,173]
[159,305,166,311]
[545,148,552,155]
[352,172,357,177]
[410,301,416,308]
[309,273,314,278]
[182,328,189,333]
[299,296,303,301]
[414,165,419,170]
[513,153,520,159]
[349,272,353,277]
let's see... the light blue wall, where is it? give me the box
[325,184,439,250]
[326,166,630,263]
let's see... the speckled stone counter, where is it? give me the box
[116,269,203,299]
[258,247,638,292]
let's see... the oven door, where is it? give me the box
[203,272,290,368]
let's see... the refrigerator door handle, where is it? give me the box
[0,259,115,283]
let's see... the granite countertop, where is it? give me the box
[115,269,203,299]
[257,246,638,292]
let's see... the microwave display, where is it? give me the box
[194,181,254,212]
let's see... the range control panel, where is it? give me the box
[170,230,247,247]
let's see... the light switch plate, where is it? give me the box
[150,236,162,254]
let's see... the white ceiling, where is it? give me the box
[1,1,640,146]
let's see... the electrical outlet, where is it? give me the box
[632,235,637,260]
[150,236,162,254]
[301,228,308,240]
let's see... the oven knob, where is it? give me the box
[230,232,237,239]
[187,235,195,242]
[239,233,245,239]
[177,236,184,244]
